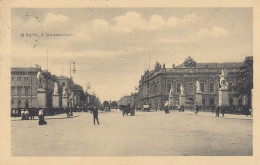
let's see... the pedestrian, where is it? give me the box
[66,108,70,118]
[93,106,100,125]
[215,105,220,117]
[164,102,169,114]
[221,106,225,117]
[181,105,184,112]
[194,104,199,114]
[38,109,47,125]
[21,109,25,120]
[29,108,34,120]
[211,105,214,114]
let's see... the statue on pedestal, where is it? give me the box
[169,86,174,97]
[62,86,67,96]
[54,82,59,94]
[196,80,202,93]
[37,70,44,89]
[180,84,184,95]
[219,69,228,89]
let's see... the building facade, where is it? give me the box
[138,62,246,110]
[11,68,39,108]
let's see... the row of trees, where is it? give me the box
[102,100,118,109]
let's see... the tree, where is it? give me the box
[110,101,118,108]
[183,56,196,68]
[172,63,175,68]
[103,100,110,107]
[233,56,253,108]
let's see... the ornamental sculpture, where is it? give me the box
[54,82,58,94]
[219,69,228,89]
[180,84,184,95]
[196,80,202,93]
[169,86,174,97]
[62,86,67,96]
[37,70,44,89]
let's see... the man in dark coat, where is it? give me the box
[93,106,100,125]
[215,105,220,117]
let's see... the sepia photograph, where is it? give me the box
[8,7,254,157]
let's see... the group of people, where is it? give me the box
[21,109,35,120]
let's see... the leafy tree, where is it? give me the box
[110,101,118,108]
[103,100,110,107]
[233,56,253,108]
[183,56,196,68]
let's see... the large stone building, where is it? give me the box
[11,67,39,108]
[138,62,246,110]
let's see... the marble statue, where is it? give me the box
[62,86,66,96]
[196,80,202,93]
[169,86,174,97]
[54,82,58,94]
[219,69,228,89]
[180,84,184,95]
[37,70,44,89]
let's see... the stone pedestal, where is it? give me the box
[169,96,174,107]
[62,96,68,108]
[219,88,229,106]
[195,92,203,106]
[37,89,46,108]
[179,94,186,106]
[52,94,59,108]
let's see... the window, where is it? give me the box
[228,83,233,92]
[187,83,194,93]
[11,77,14,82]
[176,83,181,93]
[11,86,15,95]
[17,86,22,95]
[200,83,205,93]
[210,83,214,92]
[166,82,172,93]
[24,87,29,96]
[63,82,65,86]
[229,98,234,106]
[17,77,22,81]
[202,98,205,105]
[24,77,29,81]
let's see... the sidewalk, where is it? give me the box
[11,112,81,121]
[173,110,253,120]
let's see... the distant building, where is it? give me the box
[138,62,246,110]
[118,95,131,106]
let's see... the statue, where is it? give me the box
[54,82,58,94]
[196,80,202,93]
[219,69,228,89]
[62,86,66,96]
[180,84,184,95]
[169,86,174,97]
[37,70,44,89]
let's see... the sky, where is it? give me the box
[11,8,252,102]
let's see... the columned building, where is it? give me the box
[138,62,245,110]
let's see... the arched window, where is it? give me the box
[229,98,234,106]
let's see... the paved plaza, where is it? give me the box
[11,111,252,156]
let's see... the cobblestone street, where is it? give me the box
[11,111,252,156]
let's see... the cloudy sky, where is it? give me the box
[11,8,252,102]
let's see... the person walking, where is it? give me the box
[211,105,214,114]
[93,106,100,125]
[221,106,225,117]
[29,108,34,120]
[215,105,220,117]
[38,109,47,125]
